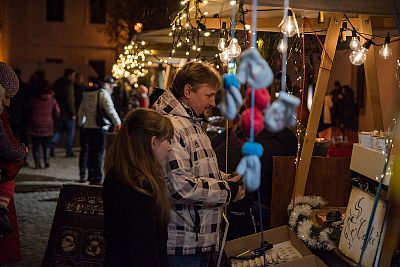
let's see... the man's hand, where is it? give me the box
[228,175,245,202]
[114,124,122,132]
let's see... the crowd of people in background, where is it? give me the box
[0,58,361,266]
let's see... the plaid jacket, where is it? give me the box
[153,90,236,255]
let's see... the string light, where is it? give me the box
[379,33,392,59]
[349,39,373,66]
[112,40,149,84]
[169,0,209,59]
[279,9,299,37]
[277,38,288,53]
[227,37,241,58]
[349,30,360,50]
[218,37,226,51]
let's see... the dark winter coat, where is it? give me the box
[26,92,60,137]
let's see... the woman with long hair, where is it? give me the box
[103,108,173,267]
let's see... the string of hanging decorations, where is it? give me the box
[341,14,400,65]
[168,0,210,59]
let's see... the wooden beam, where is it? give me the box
[242,0,399,16]
[294,16,341,196]
[379,131,400,266]
[359,14,384,130]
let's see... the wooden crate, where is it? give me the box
[270,156,352,228]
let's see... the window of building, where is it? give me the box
[90,0,106,24]
[89,60,106,79]
[46,0,64,22]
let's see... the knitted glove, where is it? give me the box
[237,142,263,192]
[236,48,274,89]
[264,92,300,133]
[245,87,271,111]
[219,74,243,120]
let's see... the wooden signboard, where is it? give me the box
[42,184,104,267]
[338,187,387,267]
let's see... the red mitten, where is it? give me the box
[240,108,264,137]
[245,87,271,111]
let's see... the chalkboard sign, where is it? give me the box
[42,184,105,267]
[338,187,387,267]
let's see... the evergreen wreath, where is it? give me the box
[287,196,342,251]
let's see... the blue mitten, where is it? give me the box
[236,48,274,89]
[264,92,300,133]
[219,74,243,120]
[236,142,263,192]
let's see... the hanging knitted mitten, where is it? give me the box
[236,142,264,192]
[219,74,243,120]
[264,92,300,133]
[236,48,274,89]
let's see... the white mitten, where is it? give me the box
[264,92,300,132]
[237,155,261,192]
[236,48,274,89]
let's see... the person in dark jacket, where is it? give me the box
[103,108,174,267]
[49,68,76,157]
[212,126,298,240]
[26,74,60,169]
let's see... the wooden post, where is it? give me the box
[358,14,384,130]
[294,16,341,196]
[378,126,400,266]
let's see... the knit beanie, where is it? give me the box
[0,62,19,97]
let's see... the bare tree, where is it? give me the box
[104,0,179,48]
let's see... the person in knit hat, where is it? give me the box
[0,62,28,236]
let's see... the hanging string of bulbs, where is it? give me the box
[341,14,400,65]
[168,0,211,59]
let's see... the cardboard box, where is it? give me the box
[224,226,327,267]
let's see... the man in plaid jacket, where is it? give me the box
[153,62,245,266]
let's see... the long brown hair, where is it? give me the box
[104,108,174,223]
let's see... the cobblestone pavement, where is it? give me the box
[4,148,82,267]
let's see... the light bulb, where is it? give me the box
[349,47,367,66]
[280,10,297,37]
[349,30,360,50]
[277,39,288,53]
[219,48,230,63]
[349,39,372,66]
[379,44,392,59]
[227,38,241,58]
[229,0,236,5]
[204,31,210,37]
[349,37,360,50]
[186,51,190,56]
[379,34,392,59]
[217,37,226,51]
